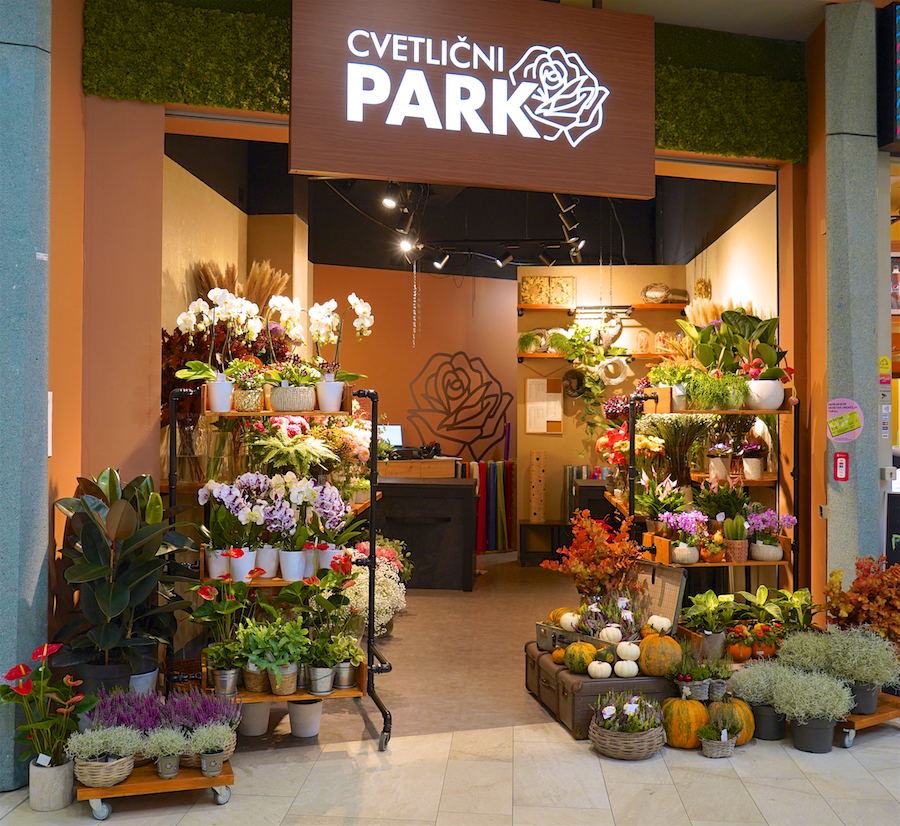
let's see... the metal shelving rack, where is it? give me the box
[166,386,393,751]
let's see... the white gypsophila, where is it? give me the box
[338,554,406,634]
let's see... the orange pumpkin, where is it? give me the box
[662,693,709,749]
[707,698,755,746]
[640,624,657,638]
[550,648,566,665]
[547,607,577,625]
[726,643,753,663]
[638,633,682,677]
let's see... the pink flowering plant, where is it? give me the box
[354,534,414,583]
[659,510,708,546]
[746,509,797,545]
[592,691,663,733]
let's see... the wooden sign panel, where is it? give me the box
[290,0,655,198]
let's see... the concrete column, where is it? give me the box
[825,2,891,579]
[0,0,51,789]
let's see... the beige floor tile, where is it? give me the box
[607,782,690,826]
[597,750,672,786]
[512,806,614,825]
[436,813,512,826]
[742,776,843,826]
[727,739,805,779]
[513,741,609,810]
[662,746,736,776]
[2,790,203,826]
[288,756,446,821]
[449,727,514,762]
[319,732,452,767]
[870,767,900,802]
[439,760,513,816]
[849,741,900,773]
[283,817,434,826]
[179,792,294,826]
[512,723,574,744]
[668,767,765,823]
[228,746,318,797]
[786,745,895,801]
[0,790,27,821]
[826,795,900,826]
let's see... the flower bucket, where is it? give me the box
[205,548,230,579]
[747,379,785,411]
[751,704,785,740]
[206,379,234,413]
[270,385,316,412]
[333,661,356,689]
[743,458,765,480]
[229,548,258,582]
[129,667,159,695]
[211,668,239,697]
[279,549,312,581]
[288,700,324,738]
[156,755,180,780]
[316,380,345,412]
[256,544,279,579]
[29,759,75,812]
[709,457,730,481]
[315,545,343,572]
[239,703,270,737]
[791,718,835,754]
[309,666,335,696]
[199,751,225,779]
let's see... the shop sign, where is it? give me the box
[290,0,655,198]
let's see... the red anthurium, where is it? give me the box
[198,585,217,601]
[12,679,33,696]
[225,595,236,601]
[316,543,329,550]
[217,573,232,582]
[302,576,320,586]
[4,664,31,681]
[331,555,353,575]
[63,674,83,687]
[57,706,72,715]
[247,567,266,579]
[66,693,85,705]
[303,543,316,550]
[340,578,354,589]
[31,643,63,662]
[223,547,244,559]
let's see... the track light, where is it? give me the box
[569,246,583,265]
[433,253,450,269]
[563,227,580,246]
[496,252,514,268]
[559,211,579,232]
[382,182,401,209]
[404,245,423,263]
[538,252,555,267]
[553,193,577,214]
[399,238,414,252]
[396,210,415,234]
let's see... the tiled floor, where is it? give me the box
[2,720,898,825]
[3,558,899,825]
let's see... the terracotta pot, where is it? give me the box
[700,546,726,563]
[752,642,777,659]
[726,643,753,663]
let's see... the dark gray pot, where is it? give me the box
[850,682,880,715]
[791,718,835,754]
[750,704,786,741]
[76,662,132,695]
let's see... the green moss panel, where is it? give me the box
[82,0,808,163]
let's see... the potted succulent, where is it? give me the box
[65,726,141,789]
[746,509,796,561]
[697,705,744,758]
[188,724,234,778]
[728,659,786,740]
[770,667,854,753]
[265,358,321,412]
[0,643,97,811]
[634,477,685,534]
[53,470,193,692]
[740,443,768,480]
[723,514,749,563]
[330,632,365,689]
[141,727,189,779]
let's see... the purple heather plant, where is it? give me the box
[162,688,242,732]
[87,689,166,734]
[87,688,242,734]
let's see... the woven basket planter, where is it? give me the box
[182,731,237,769]
[268,665,298,696]
[675,678,710,701]
[74,755,134,788]
[242,667,269,693]
[588,718,665,761]
[701,736,737,759]
[724,539,749,563]
[270,385,316,412]
[708,679,728,702]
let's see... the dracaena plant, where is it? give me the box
[53,469,195,671]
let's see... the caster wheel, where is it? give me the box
[90,802,111,821]
[378,732,391,752]
[838,729,856,749]
[214,787,232,805]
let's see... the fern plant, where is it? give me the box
[246,433,338,477]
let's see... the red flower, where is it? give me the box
[252,421,265,432]
[66,693,84,705]
[340,578,354,589]
[302,576,321,586]
[198,585,217,601]
[223,547,244,559]
[31,643,63,662]
[317,544,329,550]
[331,554,353,575]
[57,706,73,715]
[247,567,266,579]
[225,595,236,601]
[12,680,32,696]
[303,543,315,550]
[4,664,31,681]
[217,573,232,582]
[63,674,83,687]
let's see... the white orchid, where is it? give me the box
[176,312,194,334]
[207,288,231,306]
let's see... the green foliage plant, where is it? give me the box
[735,585,784,624]
[681,590,737,633]
[330,632,365,667]
[685,371,749,410]
[647,362,695,386]
[65,726,142,761]
[774,588,821,631]
[728,659,784,706]
[635,477,685,521]
[189,723,234,755]
[693,479,749,521]
[770,668,854,723]
[697,705,743,741]
[638,414,713,486]
[140,728,189,760]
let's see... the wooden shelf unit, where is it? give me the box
[517,304,576,316]
[630,303,688,311]
[690,471,778,488]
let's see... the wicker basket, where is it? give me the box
[182,731,237,769]
[750,542,783,562]
[74,755,135,788]
[268,666,298,696]
[675,678,710,701]
[701,736,737,758]
[671,544,700,565]
[708,679,728,702]
[589,718,665,761]
[242,667,270,693]
[233,387,264,412]
[270,385,316,412]
[724,539,749,563]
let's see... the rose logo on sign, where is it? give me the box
[509,46,609,147]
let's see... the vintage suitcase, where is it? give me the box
[525,641,544,697]
[557,670,677,740]
[537,648,567,717]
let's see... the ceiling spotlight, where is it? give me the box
[382,182,401,209]
[404,245,424,263]
[569,246,583,265]
[553,193,577,214]
[396,210,415,234]
[538,252,555,267]
[559,211,579,232]
[563,227,580,246]
[496,252,514,268]
[433,253,450,269]
[399,238,414,252]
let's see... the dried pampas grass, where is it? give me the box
[192,259,290,312]
[684,297,761,327]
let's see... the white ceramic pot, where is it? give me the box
[239,702,270,737]
[205,548,230,579]
[743,458,765,480]
[750,541,783,561]
[671,543,700,565]
[746,379,785,410]
[256,544,280,579]
[288,700,324,738]
[279,548,312,581]
[708,457,731,481]
[129,667,159,695]
[316,380,345,412]
[206,379,234,413]
[670,383,687,412]
[315,544,344,573]
[29,759,75,812]
[229,547,258,582]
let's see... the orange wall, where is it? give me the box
[805,22,828,603]
[313,265,517,463]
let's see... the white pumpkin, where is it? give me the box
[597,624,623,644]
[587,660,612,680]
[559,612,581,633]
[614,659,640,678]
[648,614,672,635]
[616,641,641,661]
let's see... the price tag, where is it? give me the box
[720,729,728,743]
[36,754,51,767]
